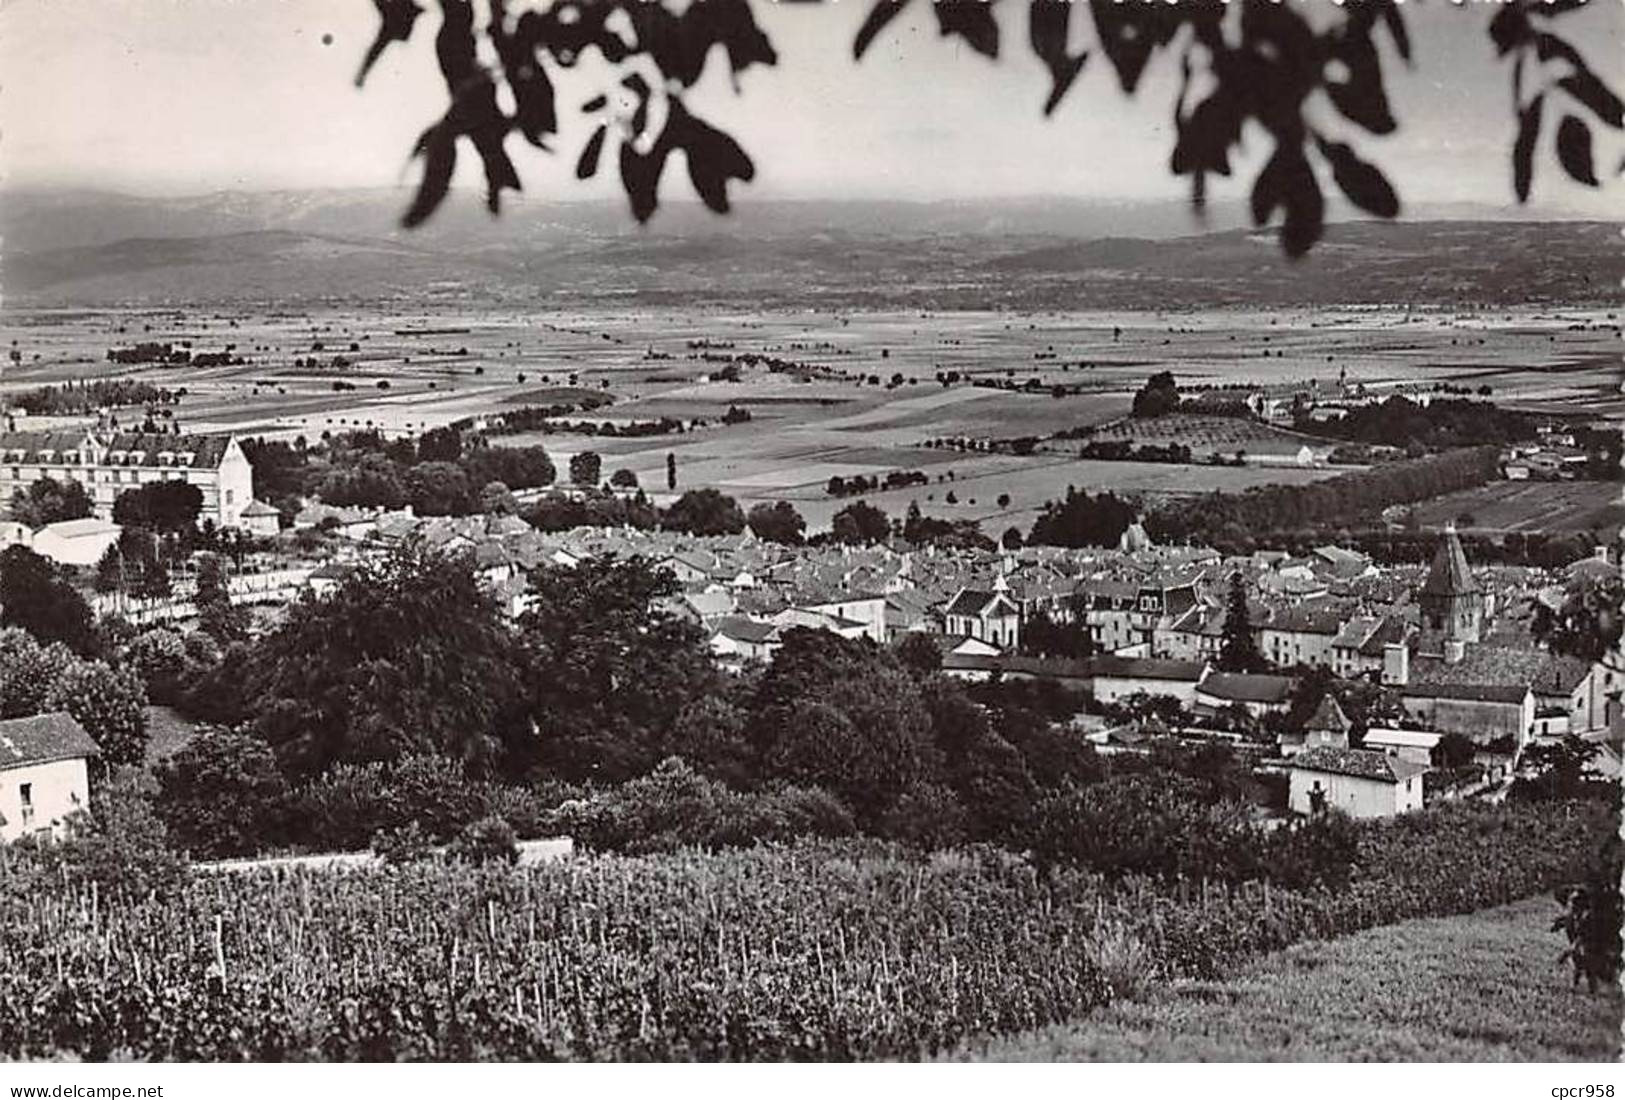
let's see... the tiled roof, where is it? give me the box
[0,430,233,470]
[1292,746,1428,783]
[0,712,100,769]
[1306,694,1351,733]
[1262,605,1346,636]
[1091,656,1206,682]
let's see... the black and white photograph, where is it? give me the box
[0,0,1621,1071]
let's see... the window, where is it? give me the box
[18,782,32,826]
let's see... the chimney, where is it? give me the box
[1382,642,1409,687]
[1444,638,1466,665]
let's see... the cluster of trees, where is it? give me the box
[105,343,193,366]
[1028,488,1140,549]
[12,380,179,416]
[826,470,930,498]
[1075,440,1195,465]
[1143,446,1501,551]
[242,428,557,518]
[1303,396,1537,453]
[1130,371,1182,418]
[478,397,616,436]
[9,478,92,528]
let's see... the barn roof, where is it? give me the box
[1199,672,1298,704]
[0,712,100,770]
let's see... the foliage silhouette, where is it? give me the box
[363,0,1619,258]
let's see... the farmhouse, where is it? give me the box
[1195,672,1297,718]
[1287,746,1426,819]
[0,429,254,530]
[1090,656,1207,707]
[0,712,99,843]
[237,499,283,537]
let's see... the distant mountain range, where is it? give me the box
[0,188,1617,309]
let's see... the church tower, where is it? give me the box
[1419,524,1483,645]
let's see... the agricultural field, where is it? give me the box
[1408,481,1625,538]
[0,801,1610,1062]
[957,896,1622,1062]
[1069,413,1334,458]
[1,304,1618,532]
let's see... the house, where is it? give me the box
[30,517,120,566]
[801,593,888,645]
[1079,580,1142,652]
[708,617,781,665]
[1279,694,1351,758]
[1330,615,1410,680]
[943,581,1022,651]
[1195,672,1298,718]
[237,499,282,538]
[1399,681,1534,747]
[0,429,255,530]
[1361,728,1441,767]
[1258,604,1345,669]
[939,653,1093,689]
[1089,656,1207,707]
[1287,746,1426,819]
[0,712,100,843]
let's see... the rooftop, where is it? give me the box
[1291,745,1428,783]
[0,712,100,770]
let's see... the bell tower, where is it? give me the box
[1419,524,1483,645]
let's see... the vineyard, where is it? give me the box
[0,800,1611,1061]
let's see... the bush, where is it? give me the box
[155,727,291,859]
[1082,918,1156,1000]
[450,815,518,865]
[556,757,855,854]
[372,821,437,866]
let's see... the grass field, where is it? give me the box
[2,304,1617,533]
[953,896,1622,1062]
[1410,481,1624,536]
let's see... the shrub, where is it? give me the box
[156,728,291,859]
[372,821,437,866]
[1082,918,1156,1000]
[450,815,518,865]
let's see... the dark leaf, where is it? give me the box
[1316,138,1400,219]
[1172,89,1242,177]
[619,141,667,224]
[1376,0,1411,63]
[1250,147,1289,227]
[1280,150,1324,259]
[1513,93,1545,202]
[1090,0,1186,94]
[1558,71,1624,129]
[434,0,480,90]
[675,107,756,214]
[1556,114,1598,185]
[358,0,424,88]
[854,0,909,60]
[1325,32,1396,135]
[1489,4,1531,56]
[1533,31,1585,67]
[403,124,457,229]
[577,125,608,180]
[702,0,779,74]
[488,0,556,146]
[934,0,999,59]
[1030,0,1087,116]
[581,94,608,113]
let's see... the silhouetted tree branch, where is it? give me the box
[361,0,1621,257]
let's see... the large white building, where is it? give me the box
[0,430,255,530]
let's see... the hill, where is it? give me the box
[951,896,1622,1062]
[0,189,1617,308]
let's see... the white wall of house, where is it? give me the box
[806,597,887,644]
[1288,768,1422,819]
[0,758,91,843]
[1094,675,1199,707]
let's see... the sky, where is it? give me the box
[0,0,1620,214]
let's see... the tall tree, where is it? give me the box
[112,481,203,533]
[666,452,677,492]
[662,489,746,536]
[1216,571,1266,673]
[244,544,529,780]
[0,546,98,657]
[831,500,891,545]
[195,552,249,643]
[569,451,603,487]
[747,501,805,545]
